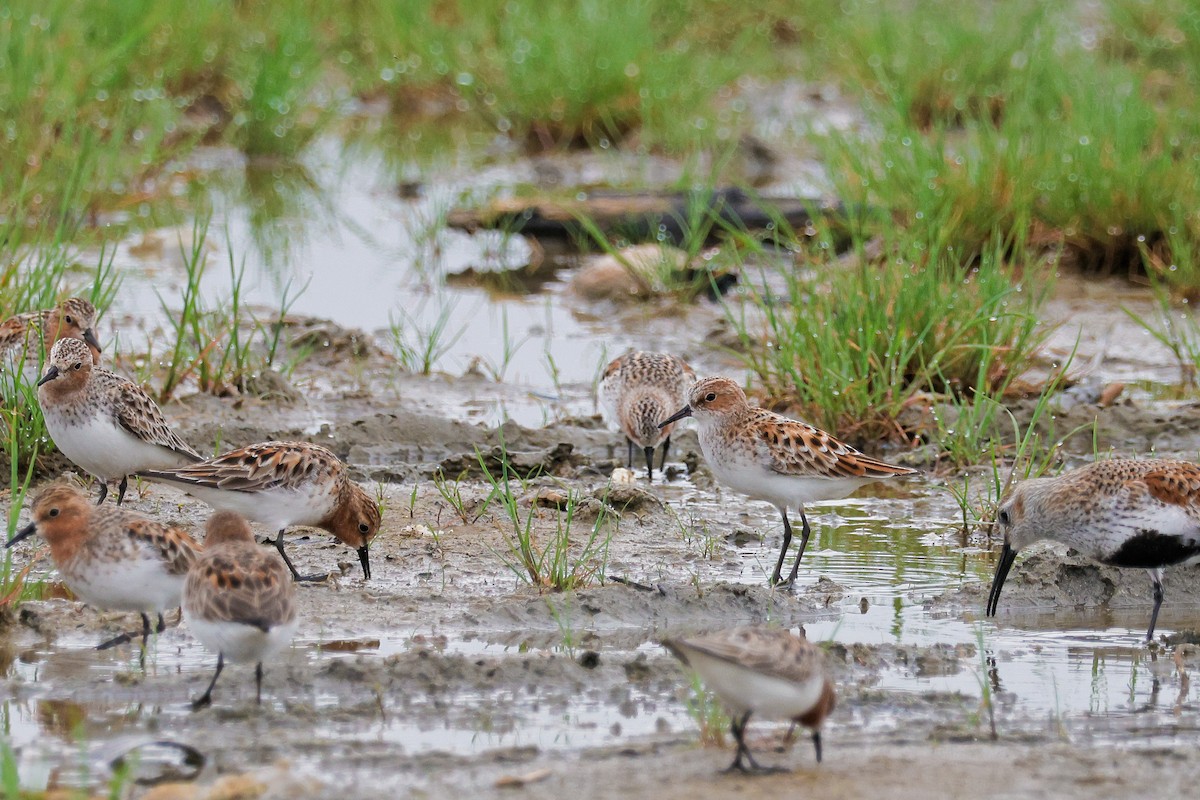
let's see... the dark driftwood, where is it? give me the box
[447,187,843,245]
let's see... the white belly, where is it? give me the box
[685,649,825,721]
[65,557,184,613]
[178,483,334,531]
[44,412,190,480]
[704,442,868,510]
[185,616,298,664]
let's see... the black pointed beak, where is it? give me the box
[36,365,59,387]
[658,405,692,429]
[986,543,1018,617]
[6,522,37,548]
[82,328,102,355]
[358,545,371,580]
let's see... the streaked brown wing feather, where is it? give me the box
[750,410,915,480]
[111,376,201,460]
[670,627,825,685]
[1142,462,1200,510]
[188,545,296,628]
[150,441,336,493]
[126,519,202,576]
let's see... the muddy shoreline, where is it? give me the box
[6,272,1200,798]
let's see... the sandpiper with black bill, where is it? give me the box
[987,458,1200,641]
[139,441,381,582]
[7,483,202,654]
[660,376,916,586]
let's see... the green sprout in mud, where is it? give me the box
[431,468,488,525]
[971,623,998,741]
[683,672,728,747]
[389,296,466,376]
[156,219,310,402]
[945,344,1089,535]
[546,595,578,658]
[476,307,532,383]
[478,448,613,591]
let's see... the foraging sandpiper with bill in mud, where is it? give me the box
[139,440,381,582]
[988,458,1200,642]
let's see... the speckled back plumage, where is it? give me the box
[1000,458,1200,565]
[599,351,695,447]
[81,504,203,577]
[665,625,828,686]
[145,441,346,493]
[186,538,296,631]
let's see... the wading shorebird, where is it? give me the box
[663,626,836,773]
[1,296,102,387]
[139,440,382,582]
[987,458,1200,642]
[185,511,298,709]
[598,351,696,481]
[659,376,916,586]
[37,337,202,505]
[6,483,202,653]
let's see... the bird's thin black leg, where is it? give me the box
[116,476,129,506]
[812,730,823,764]
[256,663,264,705]
[783,510,813,586]
[659,435,671,471]
[627,439,634,469]
[140,612,152,649]
[770,510,793,586]
[275,530,328,583]
[1147,570,1166,642]
[643,446,655,482]
[156,613,166,634]
[192,653,224,710]
[95,481,109,505]
[724,712,753,773]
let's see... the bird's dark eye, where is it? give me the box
[359,523,370,533]
[64,315,74,325]
[998,509,1010,525]
[705,392,717,402]
[72,362,82,370]
[48,508,59,517]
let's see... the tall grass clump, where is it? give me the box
[345,0,757,150]
[807,0,1200,291]
[156,220,307,401]
[477,448,613,591]
[725,240,1048,445]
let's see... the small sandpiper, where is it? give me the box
[663,625,836,773]
[2,296,102,389]
[660,376,916,585]
[599,351,696,481]
[7,483,202,652]
[37,337,202,505]
[988,458,1200,641]
[185,511,298,709]
[139,440,382,582]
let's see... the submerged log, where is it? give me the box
[447,187,843,246]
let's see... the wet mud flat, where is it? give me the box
[8,295,1200,798]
